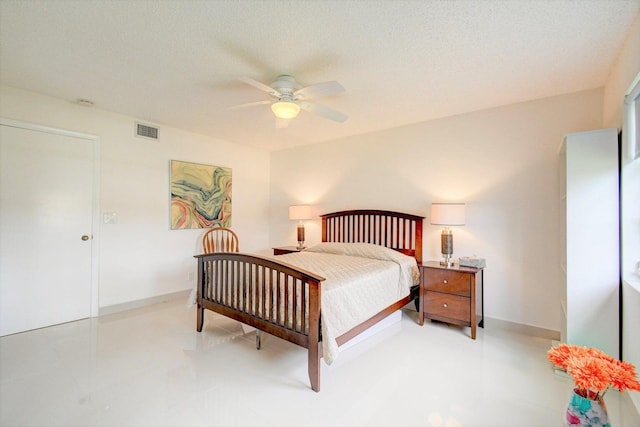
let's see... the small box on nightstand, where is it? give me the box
[459,256,486,268]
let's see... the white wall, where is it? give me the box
[0,85,271,309]
[270,88,603,333]
[602,13,640,415]
[603,14,640,130]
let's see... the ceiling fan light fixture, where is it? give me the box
[271,100,300,119]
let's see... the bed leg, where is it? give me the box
[309,341,320,392]
[196,304,204,332]
[308,279,321,392]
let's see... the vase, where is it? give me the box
[565,388,610,427]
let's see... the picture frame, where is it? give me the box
[170,160,232,230]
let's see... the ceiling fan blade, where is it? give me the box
[298,101,348,123]
[295,81,345,99]
[227,100,272,110]
[238,77,281,96]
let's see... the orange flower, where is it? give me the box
[547,343,590,370]
[609,360,640,393]
[566,356,611,394]
[586,346,614,362]
[548,343,640,399]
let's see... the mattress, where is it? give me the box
[276,242,419,364]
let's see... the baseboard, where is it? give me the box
[98,293,561,342]
[484,316,560,341]
[402,299,561,341]
[98,289,191,316]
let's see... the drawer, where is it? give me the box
[423,291,470,324]
[422,269,470,296]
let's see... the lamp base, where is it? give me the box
[440,229,454,267]
[439,254,454,267]
[296,224,305,250]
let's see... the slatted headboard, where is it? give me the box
[320,209,424,265]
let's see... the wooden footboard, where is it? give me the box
[195,209,424,392]
[194,252,326,391]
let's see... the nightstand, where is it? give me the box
[272,246,304,255]
[419,261,484,339]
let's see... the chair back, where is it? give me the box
[202,227,239,253]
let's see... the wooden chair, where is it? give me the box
[202,226,239,253]
[201,226,262,347]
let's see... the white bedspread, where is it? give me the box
[275,242,419,365]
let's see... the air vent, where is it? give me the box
[135,122,159,140]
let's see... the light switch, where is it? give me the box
[103,212,118,224]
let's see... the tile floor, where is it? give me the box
[1,299,639,427]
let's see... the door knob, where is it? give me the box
[81,235,90,241]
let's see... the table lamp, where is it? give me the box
[289,205,313,249]
[430,203,466,267]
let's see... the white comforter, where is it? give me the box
[275,242,419,365]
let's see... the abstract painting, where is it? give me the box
[170,160,232,230]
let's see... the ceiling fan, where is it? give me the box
[230,75,347,125]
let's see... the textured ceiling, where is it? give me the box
[1,0,638,151]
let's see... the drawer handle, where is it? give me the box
[443,303,448,308]
[443,280,448,284]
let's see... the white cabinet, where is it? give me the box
[559,128,619,356]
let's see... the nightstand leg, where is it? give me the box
[470,304,476,339]
[479,270,484,328]
[418,285,424,325]
[471,278,477,339]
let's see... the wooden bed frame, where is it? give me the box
[194,209,423,391]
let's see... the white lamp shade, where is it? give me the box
[430,203,466,226]
[289,205,313,220]
[271,101,301,119]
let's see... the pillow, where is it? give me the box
[305,242,405,260]
[305,242,420,284]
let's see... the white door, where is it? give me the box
[0,122,95,336]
